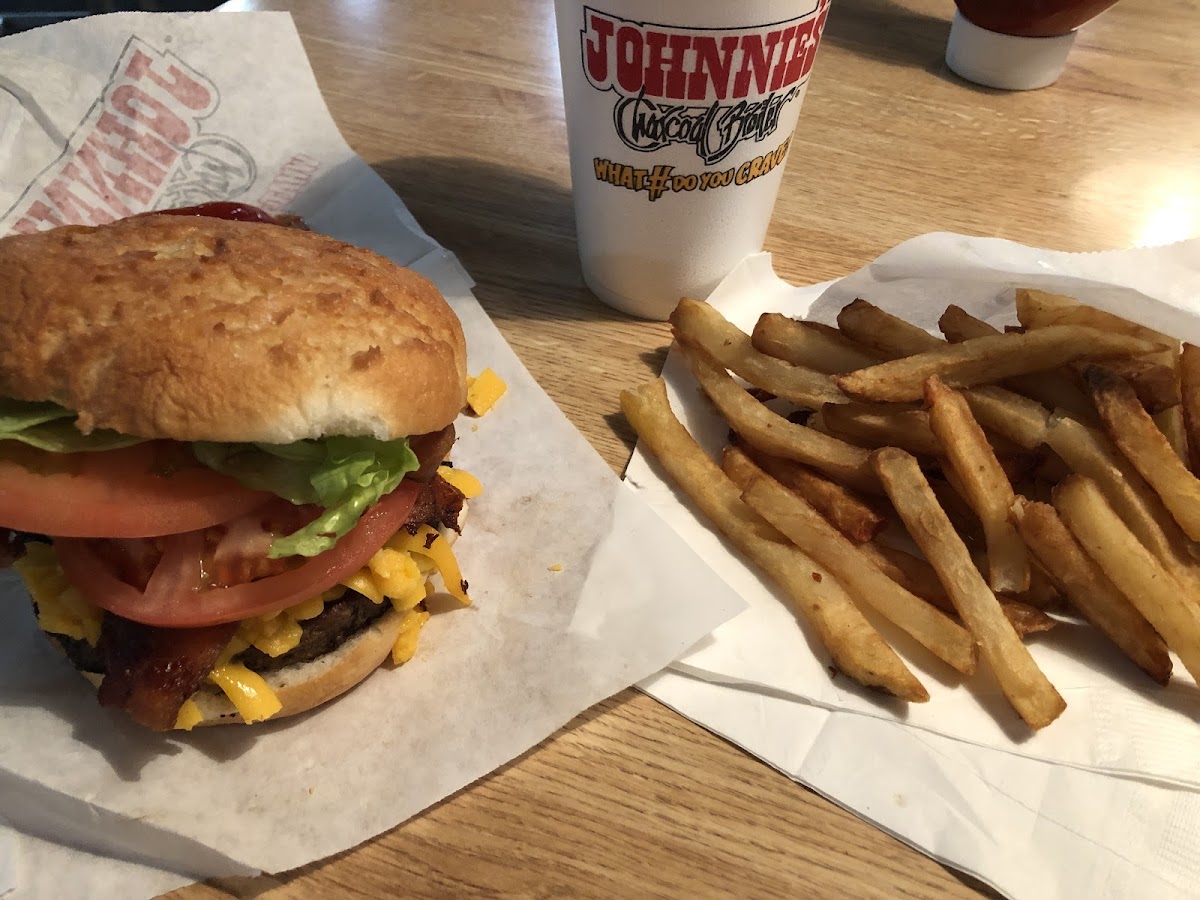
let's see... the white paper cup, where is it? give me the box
[554,0,832,319]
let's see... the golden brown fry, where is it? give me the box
[751,313,879,374]
[1043,412,1200,594]
[678,342,877,492]
[836,298,943,359]
[1154,405,1189,467]
[1085,357,1180,414]
[1083,364,1200,541]
[925,376,1030,593]
[959,385,1051,449]
[1012,498,1172,685]
[928,476,985,545]
[1053,475,1200,683]
[860,541,1054,637]
[670,298,846,409]
[939,305,998,343]
[620,380,928,702]
[821,402,941,455]
[1020,561,1062,610]
[726,443,885,543]
[1017,289,1179,359]
[873,448,1065,729]
[1183,343,1200,476]
[835,327,1162,403]
[736,459,978,675]
[939,307,1098,421]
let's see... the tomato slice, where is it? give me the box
[0,442,272,538]
[56,481,421,628]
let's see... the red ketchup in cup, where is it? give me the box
[946,0,1122,90]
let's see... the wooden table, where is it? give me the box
[183,1,1200,896]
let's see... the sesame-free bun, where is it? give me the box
[76,605,407,728]
[0,215,467,442]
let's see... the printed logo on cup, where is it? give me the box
[578,1,829,201]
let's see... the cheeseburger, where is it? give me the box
[0,204,482,731]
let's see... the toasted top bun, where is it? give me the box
[0,215,467,442]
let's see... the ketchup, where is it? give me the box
[954,0,1121,37]
[143,201,278,225]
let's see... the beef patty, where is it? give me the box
[53,589,396,676]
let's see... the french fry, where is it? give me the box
[959,385,1050,449]
[1082,364,1200,541]
[1085,357,1180,414]
[873,448,1065,729]
[1154,405,1189,467]
[1012,498,1172,685]
[860,541,1056,637]
[1042,412,1200,595]
[939,306,1097,421]
[821,402,941,455]
[1183,343,1200,473]
[670,298,846,409]
[751,313,879,374]
[925,376,1030,593]
[1017,288,1179,365]
[734,454,978,675]
[1053,475,1200,683]
[726,443,885,543]
[938,305,998,343]
[678,342,877,492]
[835,327,1162,403]
[620,379,928,701]
[837,298,942,358]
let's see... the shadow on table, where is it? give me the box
[372,155,631,325]
[823,0,949,71]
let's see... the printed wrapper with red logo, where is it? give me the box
[554,0,831,319]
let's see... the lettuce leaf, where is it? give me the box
[193,436,418,558]
[0,398,144,452]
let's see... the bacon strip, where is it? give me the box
[96,616,237,730]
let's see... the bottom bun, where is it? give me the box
[78,605,406,728]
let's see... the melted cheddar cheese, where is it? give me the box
[466,368,507,415]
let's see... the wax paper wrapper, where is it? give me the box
[0,12,746,899]
[627,239,1200,899]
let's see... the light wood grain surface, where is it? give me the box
[179,1,1200,896]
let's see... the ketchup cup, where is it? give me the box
[946,0,1122,90]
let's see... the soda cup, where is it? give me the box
[554,0,832,319]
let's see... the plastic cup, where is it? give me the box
[554,0,832,320]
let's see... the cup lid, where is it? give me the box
[945,10,1077,91]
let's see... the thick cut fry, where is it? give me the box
[939,305,998,343]
[1181,344,1200,476]
[873,448,1065,729]
[1053,475,1200,683]
[726,443,884,543]
[1043,413,1200,594]
[1017,289,1179,359]
[1084,357,1180,414]
[1083,364,1200,541]
[751,313,879,374]
[861,542,1056,637]
[836,327,1161,403]
[837,298,942,358]
[821,402,941,455]
[959,385,1050,449]
[1012,498,1172,685]
[736,460,978,675]
[925,376,1030,593]
[1154,405,1189,467]
[621,379,927,701]
[939,306,1097,420]
[670,299,846,409]
[679,342,877,492]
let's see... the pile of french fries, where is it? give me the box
[622,289,1200,730]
